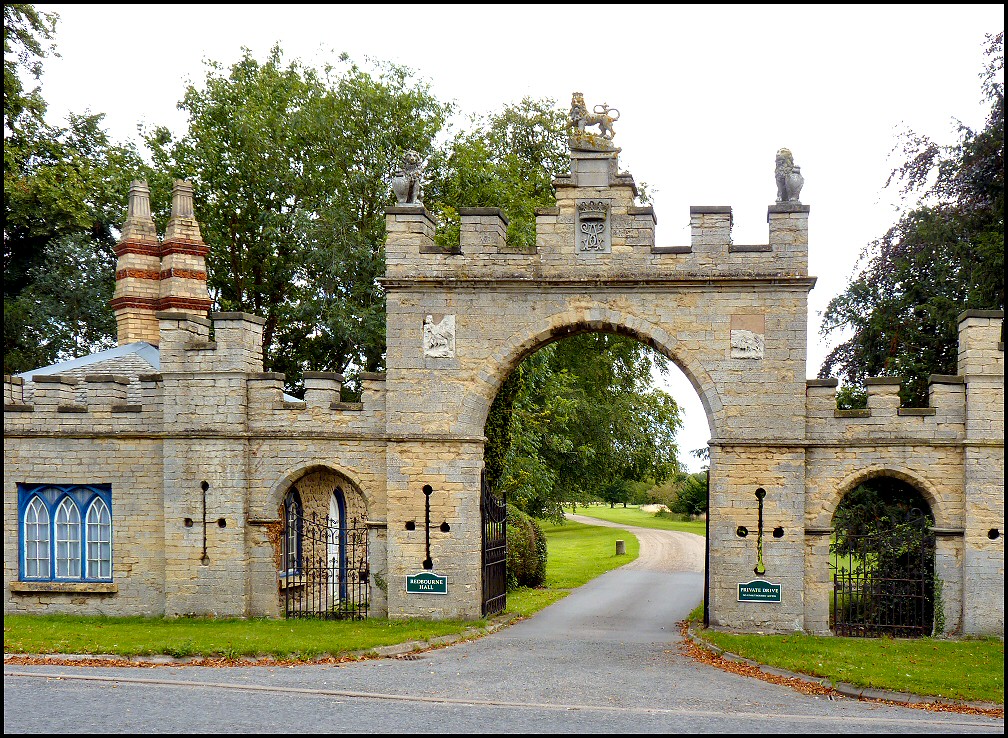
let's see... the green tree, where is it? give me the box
[819,32,1004,406]
[669,472,708,517]
[427,97,569,251]
[497,334,683,523]
[145,46,449,390]
[4,4,147,373]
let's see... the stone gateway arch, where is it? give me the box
[3,98,1003,637]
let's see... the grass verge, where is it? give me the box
[3,614,480,661]
[686,608,1004,705]
[571,504,706,536]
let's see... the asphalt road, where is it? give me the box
[4,516,1003,734]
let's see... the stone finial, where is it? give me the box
[171,179,195,219]
[164,180,201,242]
[775,148,804,203]
[391,150,424,205]
[119,180,158,243]
[127,180,152,219]
[568,92,620,152]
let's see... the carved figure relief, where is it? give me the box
[423,314,455,358]
[774,148,804,203]
[391,150,424,205]
[568,92,620,152]
[576,199,611,253]
[731,329,765,359]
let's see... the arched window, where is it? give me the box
[55,497,82,579]
[17,484,113,583]
[23,496,50,579]
[86,498,112,580]
[283,488,303,575]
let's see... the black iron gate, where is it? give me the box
[831,508,935,637]
[281,508,369,620]
[481,471,507,616]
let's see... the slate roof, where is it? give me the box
[16,342,159,404]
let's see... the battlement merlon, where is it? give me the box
[4,375,25,406]
[157,311,265,374]
[957,310,1005,377]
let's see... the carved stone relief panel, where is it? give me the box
[575,199,611,254]
[423,314,456,358]
[730,314,765,359]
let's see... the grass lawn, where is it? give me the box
[695,624,1004,705]
[3,614,477,661]
[572,503,707,537]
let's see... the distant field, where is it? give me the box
[571,504,706,536]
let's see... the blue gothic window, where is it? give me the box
[283,487,303,576]
[17,484,113,582]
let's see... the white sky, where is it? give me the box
[32,3,1003,472]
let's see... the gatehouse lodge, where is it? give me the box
[4,100,1003,637]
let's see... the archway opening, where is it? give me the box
[830,475,936,637]
[479,327,711,616]
[278,468,369,620]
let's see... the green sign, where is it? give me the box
[406,571,448,595]
[737,579,781,603]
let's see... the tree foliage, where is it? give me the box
[4,4,146,373]
[144,46,450,391]
[819,32,1004,406]
[669,472,708,517]
[427,97,569,251]
[492,333,682,523]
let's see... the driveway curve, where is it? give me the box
[566,511,705,572]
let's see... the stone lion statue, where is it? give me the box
[775,147,804,203]
[569,92,619,140]
[391,149,424,205]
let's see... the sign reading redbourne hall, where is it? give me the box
[406,572,448,595]
[2,91,1003,638]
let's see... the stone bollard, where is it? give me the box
[615,539,626,556]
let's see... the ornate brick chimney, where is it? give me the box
[110,179,212,346]
[159,179,212,318]
[111,180,161,344]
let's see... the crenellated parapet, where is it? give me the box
[2,371,165,437]
[383,146,810,284]
[157,311,264,375]
[805,376,967,442]
[247,371,386,436]
[806,311,1003,446]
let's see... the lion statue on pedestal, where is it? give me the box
[569,92,620,140]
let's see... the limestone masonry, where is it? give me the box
[4,135,1003,636]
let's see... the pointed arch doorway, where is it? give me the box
[280,468,369,619]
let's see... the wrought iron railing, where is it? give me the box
[481,471,507,617]
[831,509,935,637]
[281,510,369,620]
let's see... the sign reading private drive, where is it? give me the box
[737,579,781,603]
[406,572,448,595]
